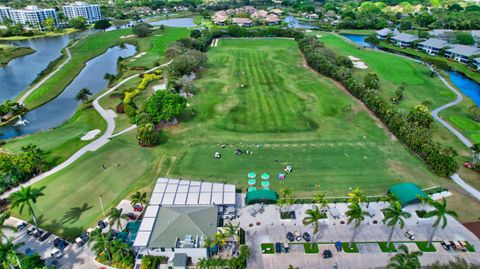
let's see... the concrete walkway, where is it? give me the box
[18,38,82,105]
[1,62,170,199]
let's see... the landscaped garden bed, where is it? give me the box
[415,241,437,252]
[304,243,319,254]
[261,243,275,254]
[342,242,359,253]
[378,242,397,252]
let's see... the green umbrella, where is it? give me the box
[261,180,270,188]
[248,179,256,185]
[248,187,257,192]
[261,173,270,180]
[248,172,256,179]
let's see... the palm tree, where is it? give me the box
[8,186,45,234]
[89,230,113,262]
[345,202,368,248]
[108,208,127,231]
[202,236,216,258]
[0,212,14,241]
[313,194,328,209]
[303,205,322,248]
[224,222,240,244]
[75,88,92,103]
[470,143,480,165]
[382,201,411,248]
[387,244,422,269]
[348,187,366,204]
[130,191,147,209]
[0,239,23,269]
[424,198,458,248]
[111,239,131,263]
[196,258,208,269]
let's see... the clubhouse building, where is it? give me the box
[133,178,237,268]
[418,38,450,56]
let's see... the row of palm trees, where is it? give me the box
[88,229,133,269]
[301,187,457,251]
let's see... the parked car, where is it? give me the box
[294,231,302,241]
[458,241,467,252]
[49,260,60,269]
[97,220,107,230]
[17,222,27,230]
[404,230,415,240]
[32,229,43,238]
[449,241,457,250]
[75,237,86,247]
[39,231,52,242]
[80,232,89,243]
[303,232,311,242]
[133,205,143,212]
[283,243,290,253]
[335,241,342,251]
[25,248,35,256]
[322,249,333,259]
[26,227,37,236]
[275,242,282,253]
[125,212,137,220]
[286,232,295,242]
[441,241,450,251]
[53,238,69,250]
[51,248,64,259]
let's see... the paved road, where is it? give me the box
[1,62,170,199]
[18,38,81,105]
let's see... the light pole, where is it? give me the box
[99,195,106,217]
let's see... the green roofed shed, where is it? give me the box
[388,183,427,207]
[245,189,278,205]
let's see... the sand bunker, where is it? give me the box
[81,129,101,141]
[120,35,135,39]
[349,55,368,69]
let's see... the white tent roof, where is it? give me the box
[153,183,167,193]
[223,192,236,205]
[134,231,151,247]
[211,192,223,204]
[174,192,188,205]
[162,192,176,205]
[150,193,164,205]
[144,206,159,218]
[139,218,156,231]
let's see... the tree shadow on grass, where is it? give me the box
[61,203,93,225]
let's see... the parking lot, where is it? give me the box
[3,217,112,269]
[232,201,480,269]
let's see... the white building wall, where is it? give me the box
[7,6,57,28]
[0,7,11,23]
[138,247,208,264]
[62,2,102,23]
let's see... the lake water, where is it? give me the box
[0,31,88,102]
[340,34,375,48]
[149,17,196,27]
[449,71,480,107]
[0,44,136,139]
[283,16,314,29]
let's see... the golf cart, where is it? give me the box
[294,231,302,241]
[404,230,415,240]
[322,250,333,259]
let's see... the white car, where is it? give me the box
[51,248,64,259]
[404,230,415,240]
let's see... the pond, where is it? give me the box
[0,31,88,102]
[0,44,136,139]
[340,34,375,48]
[283,16,314,29]
[448,71,480,107]
[149,17,197,28]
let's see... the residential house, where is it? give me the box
[375,28,397,41]
[418,38,450,55]
[445,45,480,64]
[252,10,268,20]
[303,13,319,20]
[264,14,280,25]
[391,33,420,48]
[270,8,283,15]
[473,58,480,71]
[62,1,102,24]
[232,17,252,27]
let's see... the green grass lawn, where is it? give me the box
[342,242,359,253]
[416,241,437,252]
[261,243,275,254]
[10,38,480,238]
[0,44,35,65]
[378,242,397,252]
[3,107,106,166]
[304,243,319,254]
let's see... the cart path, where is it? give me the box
[1,61,170,199]
[18,37,84,105]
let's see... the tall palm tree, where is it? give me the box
[89,230,113,262]
[196,258,208,269]
[224,222,240,244]
[383,201,411,248]
[130,191,147,209]
[303,205,322,248]
[387,244,422,269]
[108,208,127,231]
[345,202,368,248]
[111,239,131,264]
[348,187,366,204]
[424,198,458,248]
[8,186,45,234]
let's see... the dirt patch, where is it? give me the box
[299,49,398,141]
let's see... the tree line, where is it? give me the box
[298,35,458,177]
